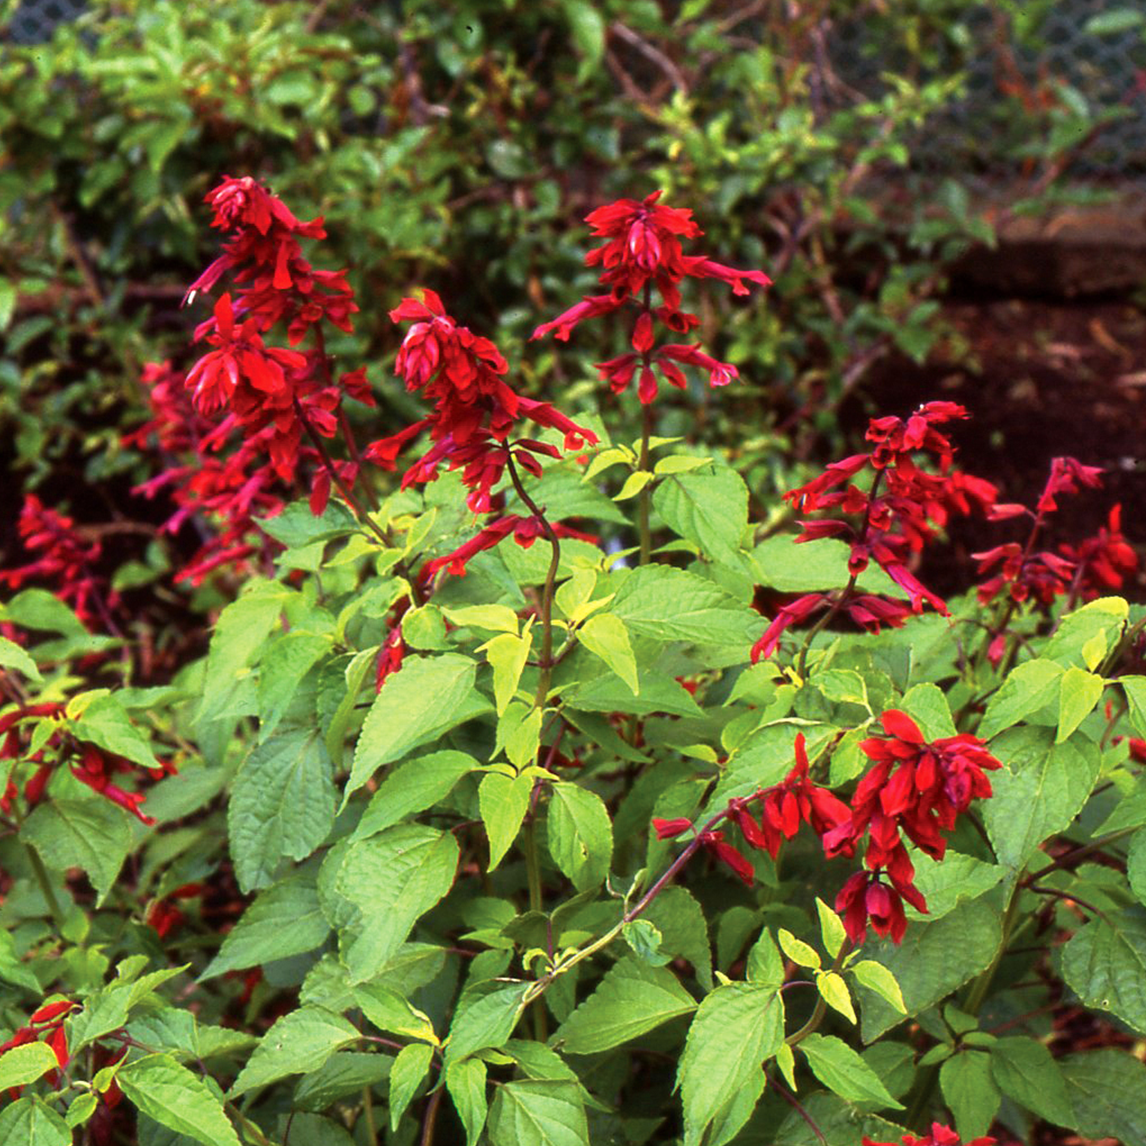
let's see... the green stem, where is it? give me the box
[637,402,654,566]
[25,842,66,932]
[361,1083,378,1146]
[785,945,851,1048]
[796,576,856,679]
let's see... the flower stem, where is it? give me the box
[505,453,561,708]
[638,402,654,566]
[796,576,857,679]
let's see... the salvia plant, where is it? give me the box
[1,175,1146,1146]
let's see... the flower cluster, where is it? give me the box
[532,191,769,404]
[363,290,598,578]
[753,403,998,662]
[974,458,1134,610]
[654,733,850,886]
[0,999,77,1099]
[826,710,1001,944]
[864,1124,995,1146]
[0,495,114,629]
[0,704,173,826]
[145,882,205,941]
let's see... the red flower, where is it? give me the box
[864,1123,995,1146]
[750,593,827,663]
[835,867,926,945]
[652,817,694,840]
[1059,504,1138,599]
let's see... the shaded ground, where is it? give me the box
[856,296,1146,599]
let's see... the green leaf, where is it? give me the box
[229,1007,359,1097]
[611,565,758,646]
[989,1036,1075,1126]
[983,727,1100,880]
[443,604,520,633]
[389,1043,434,1131]
[22,798,133,905]
[119,1055,240,1146]
[332,824,459,984]
[479,771,533,872]
[816,899,847,959]
[488,1079,588,1146]
[355,984,437,1044]
[446,1058,488,1146]
[1043,597,1128,668]
[482,632,532,716]
[257,631,331,740]
[1123,676,1146,739]
[203,870,330,979]
[197,581,290,723]
[1062,1048,1146,1145]
[72,692,159,769]
[228,729,336,893]
[1061,907,1146,1033]
[445,983,529,1065]
[0,930,40,992]
[555,954,696,1055]
[0,636,41,681]
[347,654,488,802]
[292,1053,390,1113]
[816,972,856,1023]
[324,648,375,768]
[898,682,956,738]
[547,782,613,891]
[850,961,906,1014]
[678,982,784,1146]
[1130,829,1146,905]
[940,1051,1000,1140]
[578,614,639,695]
[0,1097,70,1146]
[857,898,1002,1041]
[653,466,748,563]
[565,669,703,719]
[644,886,714,990]
[560,0,605,67]
[746,929,785,990]
[614,470,652,500]
[978,660,1063,740]
[0,1042,60,1090]
[3,589,87,636]
[1058,666,1105,742]
[623,918,671,966]
[799,1034,902,1109]
[778,928,820,969]
[907,849,1004,921]
[352,751,478,841]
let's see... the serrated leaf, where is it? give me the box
[778,929,820,969]
[0,930,40,992]
[446,1058,489,1146]
[816,899,847,958]
[799,1034,901,1109]
[989,1036,1075,1126]
[857,898,1001,1041]
[850,960,906,1013]
[0,636,41,681]
[72,692,159,770]
[547,782,612,891]
[611,565,758,646]
[352,751,478,841]
[482,632,532,715]
[940,1051,999,1140]
[644,886,714,991]
[119,1055,240,1146]
[256,631,331,740]
[443,604,520,633]
[1062,1047,1146,1145]
[746,928,784,990]
[445,983,529,1065]
[229,1007,359,1097]
[22,798,133,905]
[389,1043,433,1131]
[1058,666,1104,743]
[555,954,696,1055]
[332,824,459,984]
[479,771,533,871]
[816,971,856,1023]
[488,1078,588,1146]
[614,470,652,500]
[202,871,330,979]
[355,983,437,1044]
[654,466,748,564]
[678,982,784,1146]
[347,654,488,802]
[907,849,1004,920]
[578,613,638,695]
[982,727,1100,880]
[1061,907,1146,1033]
[0,1042,60,1090]
[978,659,1063,740]
[0,1097,70,1146]
[228,729,336,893]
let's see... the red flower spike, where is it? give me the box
[863,1124,996,1146]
